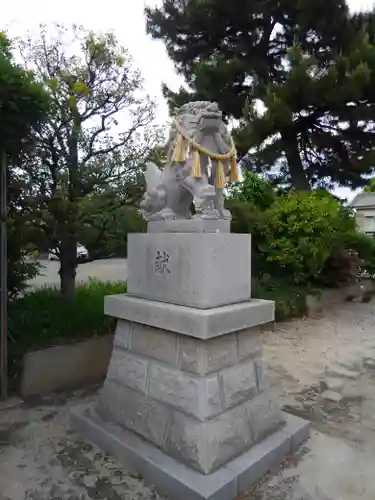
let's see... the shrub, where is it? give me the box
[319,248,362,287]
[252,275,308,320]
[225,199,270,275]
[227,170,276,210]
[364,178,375,192]
[7,279,126,381]
[261,190,357,285]
[344,231,375,277]
[228,187,374,290]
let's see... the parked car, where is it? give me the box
[48,243,89,262]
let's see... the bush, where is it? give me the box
[364,178,375,192]
[318,248,362,287]
[344,231,375,277]
[229,187,374,292]
[252,275,308,320]
[226,172,276,276]
[261,190,357,285]
[227,170,276,209]
[7,279,126,381]
[225,199,270,275]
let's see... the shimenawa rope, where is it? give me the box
[171,118,239,188]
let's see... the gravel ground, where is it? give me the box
[256,299,375,499]
[1,298,375,499]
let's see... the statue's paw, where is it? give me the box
[151,207,178,221]
[219,209,232,220]
[193,209,220,220]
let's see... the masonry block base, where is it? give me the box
[98,319,284,474]
[71,403,310,500]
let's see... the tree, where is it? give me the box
[77,202,146,259]
[0,31,50,399]
[0,32,50,298]
[238,36,375,190]
[0,33,49,154]
[19,25,160,296]
[145,0,375,189]
[147,143,168,169]
[364,178,375,192]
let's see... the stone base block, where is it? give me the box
[127,232,251,309]
[71,403,310,500]
[104,295,274,339]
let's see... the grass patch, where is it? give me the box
[8,279,126,382]
[252,275,308,320]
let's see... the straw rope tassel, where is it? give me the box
[191,149,201,177]
[172,133,186,163]
[215,160,226,188]
[229,155,239,182]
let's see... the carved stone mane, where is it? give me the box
[167,102,232,163]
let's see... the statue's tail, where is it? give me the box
[145,162,162,191]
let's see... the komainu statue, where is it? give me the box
[140,101,240,221]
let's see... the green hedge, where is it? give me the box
[7,279,126,381]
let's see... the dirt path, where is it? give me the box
[28,258,128,289]
[255,300,375,499]
[264,301,375,437]
[1,300,374,500]
[265,301,375,392]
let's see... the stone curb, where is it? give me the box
[20,335,113,397]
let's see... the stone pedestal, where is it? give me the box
[71,230,310,499]
[127,233,252,308]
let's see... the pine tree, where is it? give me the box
[146,0,375,189]
[237,35,375,189]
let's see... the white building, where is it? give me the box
[349,192,375,237]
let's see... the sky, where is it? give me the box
[2,0,375,200]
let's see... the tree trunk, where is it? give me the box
[283,134,310,191]
[0,150,8,400]
[59,101,81,298]
[59,233,77,298]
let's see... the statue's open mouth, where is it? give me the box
[198,111,222,131]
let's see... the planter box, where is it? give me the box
[20,335,114,398]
